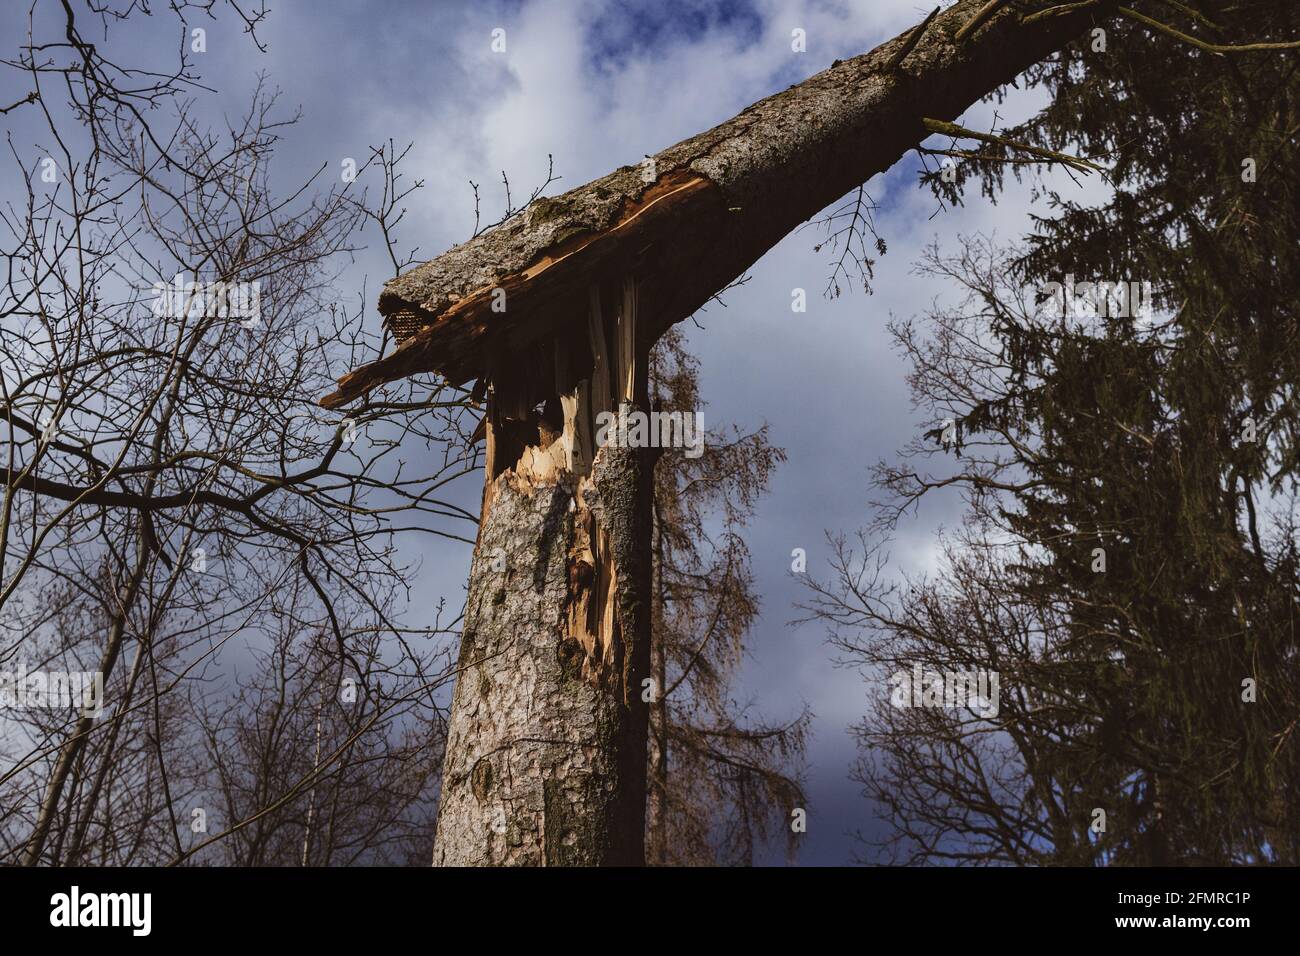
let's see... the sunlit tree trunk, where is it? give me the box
[433,281,654,865]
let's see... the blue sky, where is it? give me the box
[0,0,1110,864]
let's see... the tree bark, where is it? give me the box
[433,281,654,865]
[647,503,669,864]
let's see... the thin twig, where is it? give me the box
[1118,6,1300,52]
[886,6,941,70]
[955,0,1014,42]
[922,117,1105,173]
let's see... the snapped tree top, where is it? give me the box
[320,0,1119,408]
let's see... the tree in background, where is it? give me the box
[647,328,807,866]
[808,1,1300,863]
[0,2,474,865]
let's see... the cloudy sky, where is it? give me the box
[2,0,1106,863]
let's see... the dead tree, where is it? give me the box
[320,0,1298,865]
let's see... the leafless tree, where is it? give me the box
[646,329,808,866]
[0,1,477,866]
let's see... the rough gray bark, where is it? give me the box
[432,275,654,866]
[434,435,653,866]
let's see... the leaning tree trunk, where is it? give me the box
[322,0,1132,866]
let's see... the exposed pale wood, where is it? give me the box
[559,388,585,474]
[554,338,575,472]
[513,441,566,484]
[617,278,637,404]
[587,284,612,421]
[481,399,499,520]
[406,0,1132,869]
[558,393,575,470]
[483,402,497,478]
[437,439,651,865]
[565,490,620,677]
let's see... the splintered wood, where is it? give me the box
[474,279,641,681]
[319,172,711,408]
[566,486,620,684]
[482,277,637,499]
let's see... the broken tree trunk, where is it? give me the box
[321,0,1126,867]
[433,279,655,865]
